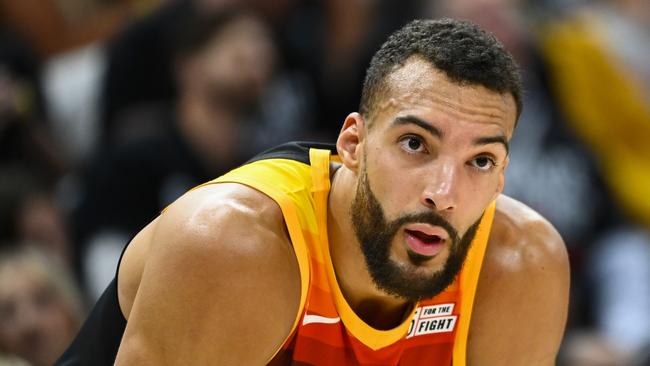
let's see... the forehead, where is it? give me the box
[372,57,517,137]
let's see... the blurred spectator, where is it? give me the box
[100,0,285,144]
[0,245,84,366]
[100,0,311,151]
[99,0,421,144]
[0,27,67,184]
[540,0,650,363]
[99,0,198,141]
[74,9,285,300]
[0,166,72,268]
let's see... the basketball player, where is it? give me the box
[57,18,569,365]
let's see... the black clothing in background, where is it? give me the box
[73,105,232,268]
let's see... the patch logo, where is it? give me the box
[406,303,457,338]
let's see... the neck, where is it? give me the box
[327,165,412,329]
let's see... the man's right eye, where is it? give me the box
[399,136,427,154]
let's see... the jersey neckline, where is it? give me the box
[308,148,417,351]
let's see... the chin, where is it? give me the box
[389,252,448,280]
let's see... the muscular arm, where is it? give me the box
[467,195,570,366]
[114,184,301,365]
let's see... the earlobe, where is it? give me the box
[336,113,365,171]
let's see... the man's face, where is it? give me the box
[189,15,277,111]
[350,57,516,301]
[0,262,78,366]
[352,167,482,301]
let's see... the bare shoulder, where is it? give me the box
[116,183,301,365]
[152,182,291,255]
[467,195,570,366]
[489,194,568,268]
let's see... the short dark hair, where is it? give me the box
[360,18,522,121]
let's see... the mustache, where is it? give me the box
[388,211,460,244]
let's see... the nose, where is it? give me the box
[420,159,458,212]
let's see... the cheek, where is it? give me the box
[466,175,499,199]
[364,153,416,215]
[458,176,499,229]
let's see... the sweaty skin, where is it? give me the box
[114,58,569,365]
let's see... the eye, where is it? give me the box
[469,155,496,172]
[399,135,427,154]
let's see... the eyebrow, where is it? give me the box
[393,115,443,138]
[474,135,509,155]
[393,114,509,154]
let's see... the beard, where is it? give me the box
[350,168,482,302]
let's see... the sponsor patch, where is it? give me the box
[407,303,457,338]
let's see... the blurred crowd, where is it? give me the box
[0,0,648,365]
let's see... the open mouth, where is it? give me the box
[402,223,449,258]
[404,229,444,245]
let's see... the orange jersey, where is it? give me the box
[208,143,495,366]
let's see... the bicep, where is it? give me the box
[115,187,300,365]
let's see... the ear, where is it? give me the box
[336,112,366,172]
[493,156,509,201]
